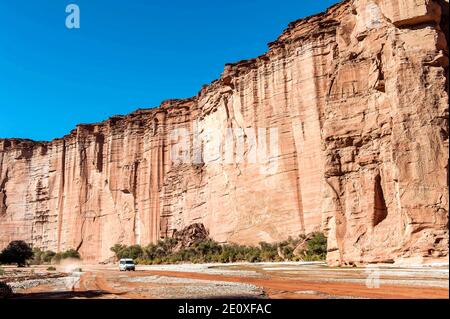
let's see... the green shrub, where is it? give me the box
[31,248,56,265]
[51,249,81,264]
[296,232,327,261]
[134,258,152,265]
[0,267,4,276]
[42,251,56,263]
[110,244,126,257]
[0,241,33,267]
[61,249,80,259]
[31,248,43,265]
[259,242,278,261]
[47,266,56,271]
[111,245,144,259]
[111,244,144,260]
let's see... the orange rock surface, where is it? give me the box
[0,0,448,264]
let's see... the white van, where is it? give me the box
[119,258,136,271]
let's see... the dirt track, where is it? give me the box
[6,262,449,299]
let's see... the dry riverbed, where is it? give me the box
[1,262,448,299]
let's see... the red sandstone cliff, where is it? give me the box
[0,0,448,265]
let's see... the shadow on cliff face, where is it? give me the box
[11,290,125,299]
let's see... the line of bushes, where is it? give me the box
[0,240,81,267]
[111,232,327,265]
[32,248,80,265]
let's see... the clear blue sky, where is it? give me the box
[0,0,339,141]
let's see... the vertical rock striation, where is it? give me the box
[0,0,448,265]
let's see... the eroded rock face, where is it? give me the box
[172,224,209,252]
[0,0,448,265]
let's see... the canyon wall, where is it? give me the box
[0,0,448,265]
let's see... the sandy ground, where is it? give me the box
[1,262,448,299]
